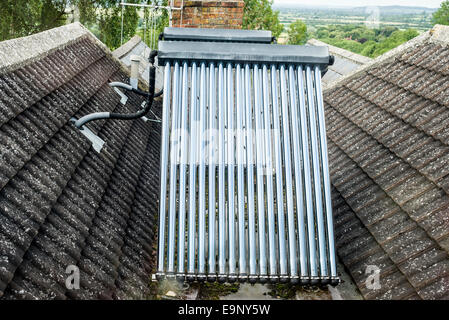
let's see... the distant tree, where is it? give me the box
[310,23,419,59]
[137,2,169,49]
[433,0,449,25]
[243,0,284,38]
[70,0,140,50]
[0,0,167,50]
[72,0,169,50]
[287,19,307,45]
[380,26,398,37]
[73,0,100,27]
[316,27,329,38]
[0,0,69,41]
[360,40,377,56]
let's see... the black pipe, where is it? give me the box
[149,50,158,65]
[109,66,156,121]
[129,86,163,98]
[154,89,163,97]
[74,50,159,128]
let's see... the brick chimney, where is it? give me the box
[172,0,244,29]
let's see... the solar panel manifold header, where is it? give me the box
[155,40,338,285]
[161,27,274,43]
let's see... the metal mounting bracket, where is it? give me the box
[71,118,105,153]
[113,87,128,105]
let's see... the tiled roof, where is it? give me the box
[0,23,161,299]
[307,38,372,87]
[325,25,449,299]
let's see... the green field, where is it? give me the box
[275,5,436,32]
[275,5,437,57]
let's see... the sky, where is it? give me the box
[272,0,444,9]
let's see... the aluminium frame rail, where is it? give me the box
[155,38,338,285]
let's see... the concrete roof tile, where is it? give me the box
[324,25,449,299]
[0,23,161,299]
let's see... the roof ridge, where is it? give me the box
[0,23,88,74]
[113,35,143,59]
[0,23,134,81]
[430,24,449,45]
[307,38,372,66]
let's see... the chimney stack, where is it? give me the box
[172,0,244,29]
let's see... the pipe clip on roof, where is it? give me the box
[113,86,129,105]
[158,40,333,72]
[69,117,105,153]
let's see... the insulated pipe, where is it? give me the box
[245,64,257,283]
[74,51,158,128]
[109,82,164,98]
[262,65,277,281]
[156,62,171,278]
[236,64,247,280]
[208,63,217,279]
[253,64,267,282]
[198,62,207,280]
[74,68,156,127]
[187,62,198,280]
[287,65,308,281]
[314,66,338,285]
[279,65,298,282]
[297,65,318,281]
[305,66,328,279]
[218,63,227,281]
[167,62,181,276]
[177,61,189,278]
[270,65,288,281]
[227,63,236,281]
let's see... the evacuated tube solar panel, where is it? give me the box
[156,40,338,285]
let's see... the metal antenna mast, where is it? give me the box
[120,1,183,46]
